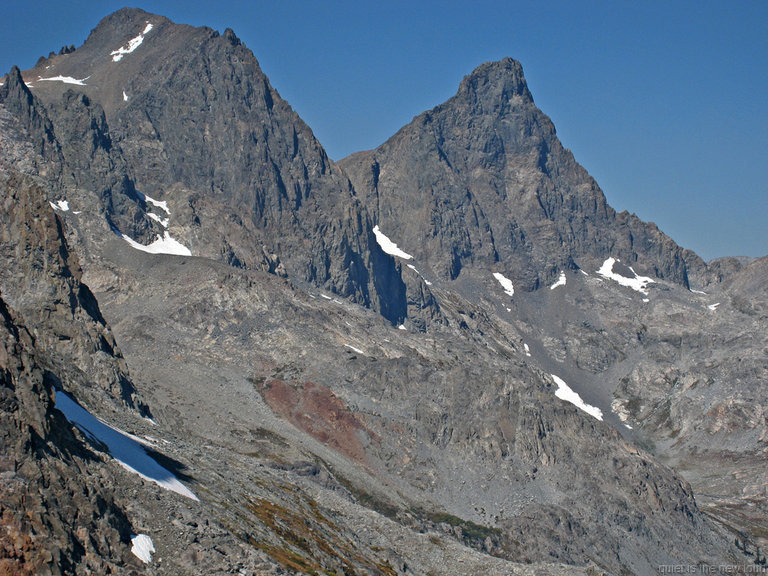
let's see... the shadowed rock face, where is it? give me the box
[0,166,144,413]
[340,57,705,290]
[0,7,764,575]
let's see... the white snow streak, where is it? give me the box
[38,75,89,86]
[131,534,155,563]
[147,212,169,228]
[123,90,129,102]
[344,344,364,354]
[136,191,170,214]
[373,225,413,260]
[550,374,603,421]
[50,200,70,212]
[493,272,515,297]
[406,264,432,285]
[708,302,720,311]
[55,390,198,500]
[523,343,531,357]
[120,231,191,256]
[550,271,566,290]
[111,22,154,62]
[398,324,407,330]
[597,257,654,295]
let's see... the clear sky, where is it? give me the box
[2,1,766,260]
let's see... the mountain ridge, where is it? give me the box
[0,8,765,575]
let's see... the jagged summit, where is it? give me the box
[454,57,534,111]
[13,8,408,324]
[341,57,705,290]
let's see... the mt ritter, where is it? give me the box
[1,8,765,576]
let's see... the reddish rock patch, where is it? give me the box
[258,379,375,467]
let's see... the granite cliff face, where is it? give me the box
[0,8,765,575]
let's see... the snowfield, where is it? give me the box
[597,257,654,295]
[50,199,70,212]
[131,534,155,563]
[119,230,192,256]
[550,271,567,290]
[493,272,515,297]
[373,225,413,259]
[38,75,89,86]
[550,374,603,421]
[55,390,198,500]
[111,22,154,62]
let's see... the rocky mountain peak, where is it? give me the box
[1,8,764,574]
[456,57,534,112]
[342,57,705,290]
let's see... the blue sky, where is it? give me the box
[1,1,766,260]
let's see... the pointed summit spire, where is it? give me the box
[456,57,534,112]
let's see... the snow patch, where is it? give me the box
[406,264,432,285]
[147,212,169,228]
[550,271,566,290]
[344,344,364,355]
[38,75,89,86]
[120,231,191,256]
[136,190,170,215]
[550,374,603,421]
[492,272,514,297]
[708,302,720,311]
[398,324,407,330]
[54,390,198,500]
[523,343,531,357]
[373,225,413,260]
[690,288,707,295]
[131,534,155,563]
[123,90,129,102]
[50,199,69,212]
[596,257,654,295]
[111,22,153,62]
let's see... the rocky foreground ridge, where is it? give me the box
[0,8,765,575]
